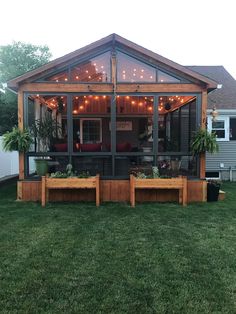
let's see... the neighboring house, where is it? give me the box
[188,66,236,181]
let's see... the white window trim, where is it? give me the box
[207,116,229,141]
[80,118,102,144]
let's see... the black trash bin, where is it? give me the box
[207,181,220,202]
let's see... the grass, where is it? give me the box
[0,182,236,313]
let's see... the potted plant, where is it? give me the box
[190,129,219,155]
[2,126,33,153]
[191,128,219,201]
[2,127,33,181]
[31,114,59,176]
[207,179,221,202]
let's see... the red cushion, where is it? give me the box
[106,143,132,152]
[54,143,67,152]
[116,142,132,152]
[80,143,102,152]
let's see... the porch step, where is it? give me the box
[219,190,226,201]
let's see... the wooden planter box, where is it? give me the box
[41,175,100,207]
[130,175,187,207]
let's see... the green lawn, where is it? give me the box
[1,183,236,313]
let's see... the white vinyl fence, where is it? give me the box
[0,136,19,178]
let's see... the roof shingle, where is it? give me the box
[187,66,236,109]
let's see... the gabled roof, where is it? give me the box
[188,66,236,109]
[7,33,218,92]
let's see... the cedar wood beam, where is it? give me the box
[19,83,203,93]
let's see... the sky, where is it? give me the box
[1,0,236,79]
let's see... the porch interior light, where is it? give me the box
[164,103,171,111]
[210,106,218,121]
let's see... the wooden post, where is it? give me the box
[178,175,183,204]
[182,176,188,206]
[202,180,207,202]
[200,90,208,179]
[41,176,46,207]
[96,174,100,206]
[111,54,117,88]
[17,181,23,201]
[130,175,135,207]
[18,90,25,180]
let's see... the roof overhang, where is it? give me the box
[7,33,218,92]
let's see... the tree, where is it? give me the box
[0,42,52,134]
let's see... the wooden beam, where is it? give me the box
[130,175,135,207]
[201,90,207,128]
[18,90,23,129]
[17,181,23,201]
[19,82,203,94]
[18,91,25,180]
[111,54,116,87]
[42,176,46,207]
[117,83,203,93]
[20,83,113,93]
[96,174,100,206]
[200,90,208,179]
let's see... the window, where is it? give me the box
[80,119,102,144]
[208,116,229,141]
[43,52,111,83]
[158,70,180,83]
[45,70,69,82]
[117,51,156,82]
[71,52,111,82]
[230,118,236,140]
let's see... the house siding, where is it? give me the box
[206,141,236,180]
[206,112,236,180]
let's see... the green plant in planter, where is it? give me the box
[135,167,160,179]
[31,114,60,153]
[31,114,61,176]
[190,129,219,155]
[50,164,90,178]
[2,127,33,152]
